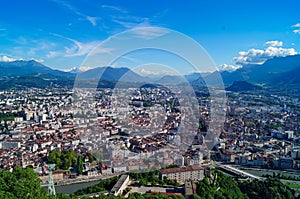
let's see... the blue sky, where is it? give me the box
[0,0,300,74]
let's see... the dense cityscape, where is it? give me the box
[0,84,300,198]
[1,0,300,198]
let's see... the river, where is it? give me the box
[43,180,100,194]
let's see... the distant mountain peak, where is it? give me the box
[64,67,81,74]
[220,54,300,85]
[0,59,74,78]
[76,66,147,83]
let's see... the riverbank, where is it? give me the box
[41,173,120,187]
[41,174,119,194]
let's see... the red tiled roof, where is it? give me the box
[160,165,207,174]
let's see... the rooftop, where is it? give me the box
[160,165,207,174]
[111,174,129,194]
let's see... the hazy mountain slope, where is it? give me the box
[0,60,74,78]
[226,81,262,92]
[77,66,148,83]
[220,55,300,85]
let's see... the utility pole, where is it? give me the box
[47,164,56,195]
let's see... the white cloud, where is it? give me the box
[47,51,61,58]
[131,26,170,39]
[0,55,21,62]
[112,19,139,29]
[217,64,242,72]
[111,15,150,30]
[63,66,92,72]
[265,40,283,47]
[31,58,44,63]
[293,29,300,34]
[292,23,300,28]
[64,40,102,57]
[101,5,127,13]
[88,46,114,56]
[233,46,297,65]
[292,23,300,34]
[79,66,92,71]
[140,68,162,75]
[108,7,167,39]
[86,16,99,26]
[63,67,77,72]
[0,55,44,63]
[50,33,112,57]
[137,68,177,76]
[51,0,100,26]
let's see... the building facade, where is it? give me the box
[111,174,129,196]
[159,165,209,184]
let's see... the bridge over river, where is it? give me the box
[217,164,261,180]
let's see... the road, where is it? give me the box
[217,164,261,179]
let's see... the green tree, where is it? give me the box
[0,167,47,199]
[48,150,79,171]
[189,194,202,199]
[77,156,84,175]
[48,150,62,169]
[239,177,294,199]
[195,169,248,199]
[87,153,95,162]
[61,150,77,169]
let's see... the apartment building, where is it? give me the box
[159,165,209,184]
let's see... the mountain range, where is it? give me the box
[0,60,73,78]
[0,54,300,89]
[219,54,300,85]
